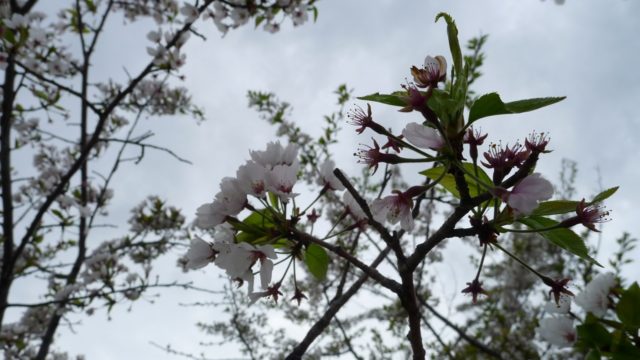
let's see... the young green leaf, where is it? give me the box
[305,244,329,280]
[530,200,580,216]
[435,13,462,75]
[468,93,565,124]
[518,216,601,266]
[616,282,640,329]
[420,163,492,198]
[357,92,405,107]
[592,186,619,203]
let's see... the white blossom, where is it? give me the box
[317,159,344,191]
[574,272,616,317]
[342,191,367,222]
[236,161,268,198]
[180,3,200,23]
[250,141,299,169]
[371,192,414,231]
[402,122,445,150]
[291,6,308,26]
[537,317,576,347]
[184,237,216,270]
[266,161,300,203]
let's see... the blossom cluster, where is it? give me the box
[186,141,370,302]
[537,273,617,348]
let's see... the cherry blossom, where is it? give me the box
[250,141,299,169]
[371,191,414,231]
[236,161,268,198]
[317,159,345,191]
[411,55,447,88]
[185,237,217,270]
[266,161,300,203]
[574,272,616,317]
[402,122,445,150]
[537,317,576,347]
[343,191,368,222]
[500,173,553,215]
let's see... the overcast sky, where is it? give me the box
[20,0,640,358]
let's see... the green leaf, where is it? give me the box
[304,244,329,280]
[468,93,565,124]
[616,282,640,329]
[254,15,265,28]
[84,0,97,12]
[420,163,493,199]
[231,209,276,244]
[427,89,458,125]
[577,315,612,350]
[312,6,319,22]
[268,192,281,211]
[592,186,619,203]
[435,13,462,74]
[518,216,601,265]
[357,92,405,107]
[532,187,618,217]
[531,200,580,216]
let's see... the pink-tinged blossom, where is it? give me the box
[347,104,386,135]
[250,141,299,169]
[236,161,268,198]
[501,173,553,215]
[266,162,299,203]
[524,131,550,153]
[399,84,428,113]
[463,127,488,162]
[411,55,447,88]
[356,139,401,174]
[317,159,344,191]
[401,122,445,150]
[184,237,217,270]
[560,199,610,232]
[574,272,616,317]
[343,191,368,222]
[538,317,576,348]
[482,143,530,183]
[371,191,414,231]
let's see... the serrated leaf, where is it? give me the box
[305,244,329,280]
[518,216,601,266]
[468,93,565,123]
[357,92,405,107]
[592,186,619,203]
[616,282,640,329]
[420,163,493,199]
